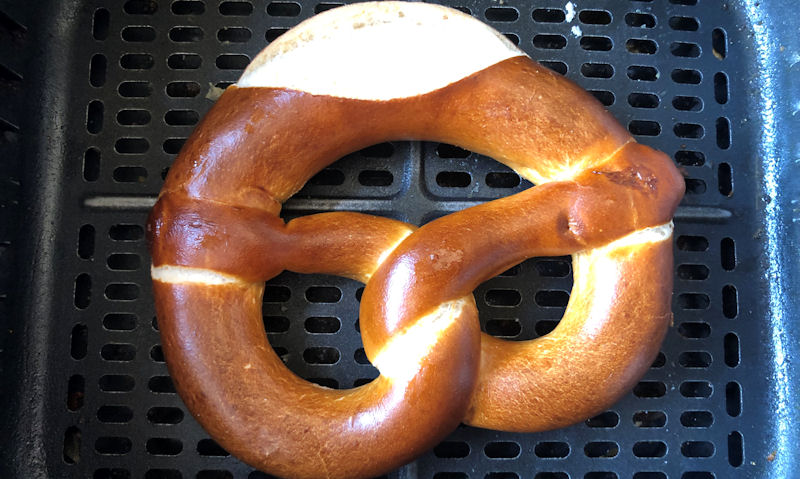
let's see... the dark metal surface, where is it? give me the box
[0,0,798,478]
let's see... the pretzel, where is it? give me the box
[147,2,685,478]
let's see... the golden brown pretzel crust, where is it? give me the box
[148,56,684,478]
[158,58,633,211]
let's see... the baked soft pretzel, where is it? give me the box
[147,2,685,478]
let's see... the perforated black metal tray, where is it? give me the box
[1,0,798,478]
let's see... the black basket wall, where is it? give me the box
[1,1,798,478]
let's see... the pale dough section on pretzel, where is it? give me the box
[151,264,244,285]
[238,1,524,100]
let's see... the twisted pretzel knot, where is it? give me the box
[147,3,684,478]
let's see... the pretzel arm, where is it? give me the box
[151,209,480,479]
[468,234,674,431]
[150,196,417,283]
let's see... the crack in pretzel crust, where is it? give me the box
[584,221,673,252]
[151,264,247,285]
[370,297,469,383]
[147,2,686,478]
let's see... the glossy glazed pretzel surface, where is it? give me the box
[147,2,685,478]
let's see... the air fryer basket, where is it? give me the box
[1,0,798,478]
